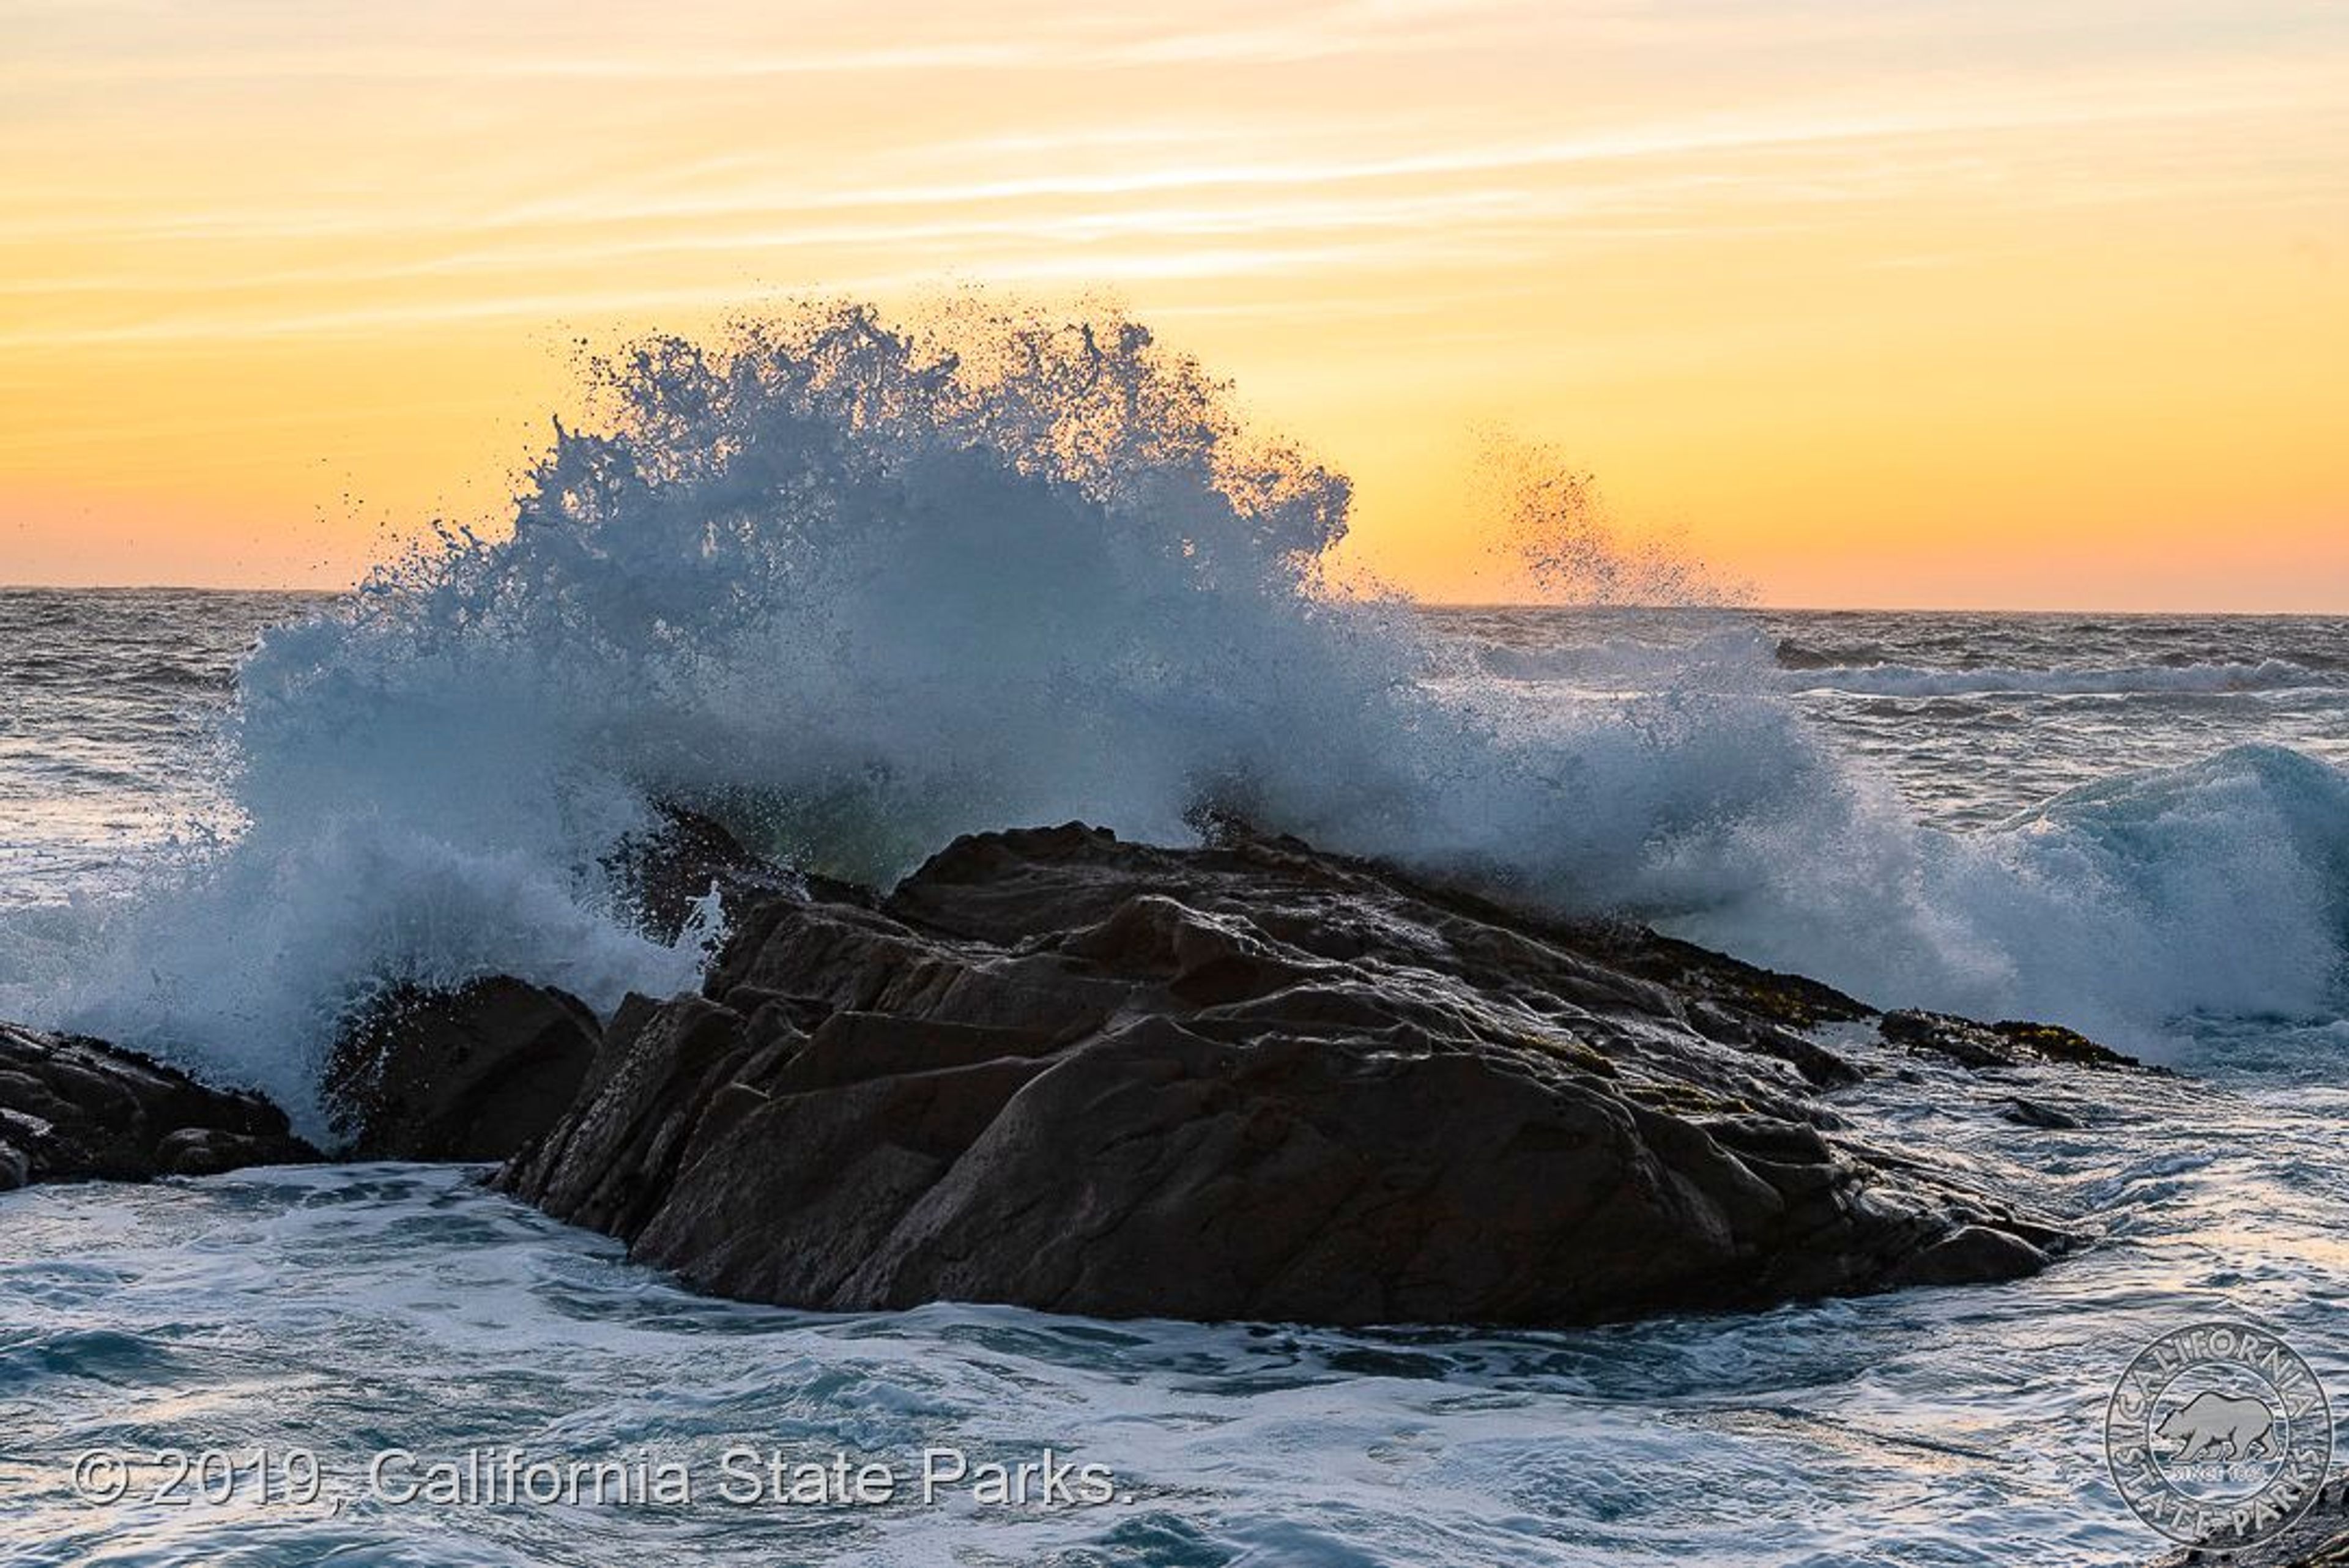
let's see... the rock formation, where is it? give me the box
[4,818,2150,1330]
[599,802,805,944]
[323,977,601,1161]
[0,1021,316,1188]
[497,821,2077,1327]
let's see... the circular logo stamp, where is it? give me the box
[2106,1320,2333,1547]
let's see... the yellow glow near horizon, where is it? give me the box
[2,0,2344,608]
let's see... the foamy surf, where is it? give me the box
[7,1057,2348,1567]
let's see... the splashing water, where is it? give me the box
[21,303,2349,1122]
[1475,431,1748,609]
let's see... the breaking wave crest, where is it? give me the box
[24,304,2349,1116]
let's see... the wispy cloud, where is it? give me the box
[2,0,1538,85]
[9,59,2337,250]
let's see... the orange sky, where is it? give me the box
[3,0,2344,608]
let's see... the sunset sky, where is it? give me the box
[4,0,2343,608]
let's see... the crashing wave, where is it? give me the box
[25,303,2349,1114]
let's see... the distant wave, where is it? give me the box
[1476,638,2337,697]
[1780,658,2336,697]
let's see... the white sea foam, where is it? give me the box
[8,1052,2348,1567]
[18,305,2348,1114]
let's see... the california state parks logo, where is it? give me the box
[2106,1321,2332,1547]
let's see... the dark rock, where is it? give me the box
[2143,1487,2349,1567]
[324,978,601,1160]
[1990,1019,2140,1070]
[0,1021,316,1187]
[1882,1010,2013,1067]
[500,823,2081,1328]
[1882,1009,2140,1071]
[2000,1096,2085,1131]
[1683,1000,1865,1088]
[601,802,803,944]
[1879,1224,2049,1289]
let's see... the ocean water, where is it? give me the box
[2,312,2345,1565]
[4,586,2346,1566]
[0,588,321,906]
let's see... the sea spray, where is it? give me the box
[1474,429,1750,608]
[23,302,2349,1118]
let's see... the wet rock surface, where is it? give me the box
[0,1021,316,1188]
[324,977,602,1161]
[1880,1008,2142,1071]
[499,822,2090,1328]
[601,802,804,944]
[2143,1477,2349,1567]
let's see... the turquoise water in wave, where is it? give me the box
[3,590,2348,1565]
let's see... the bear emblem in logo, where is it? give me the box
[2158,1391,2278,1463]
[2106,1321,2332,1547]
